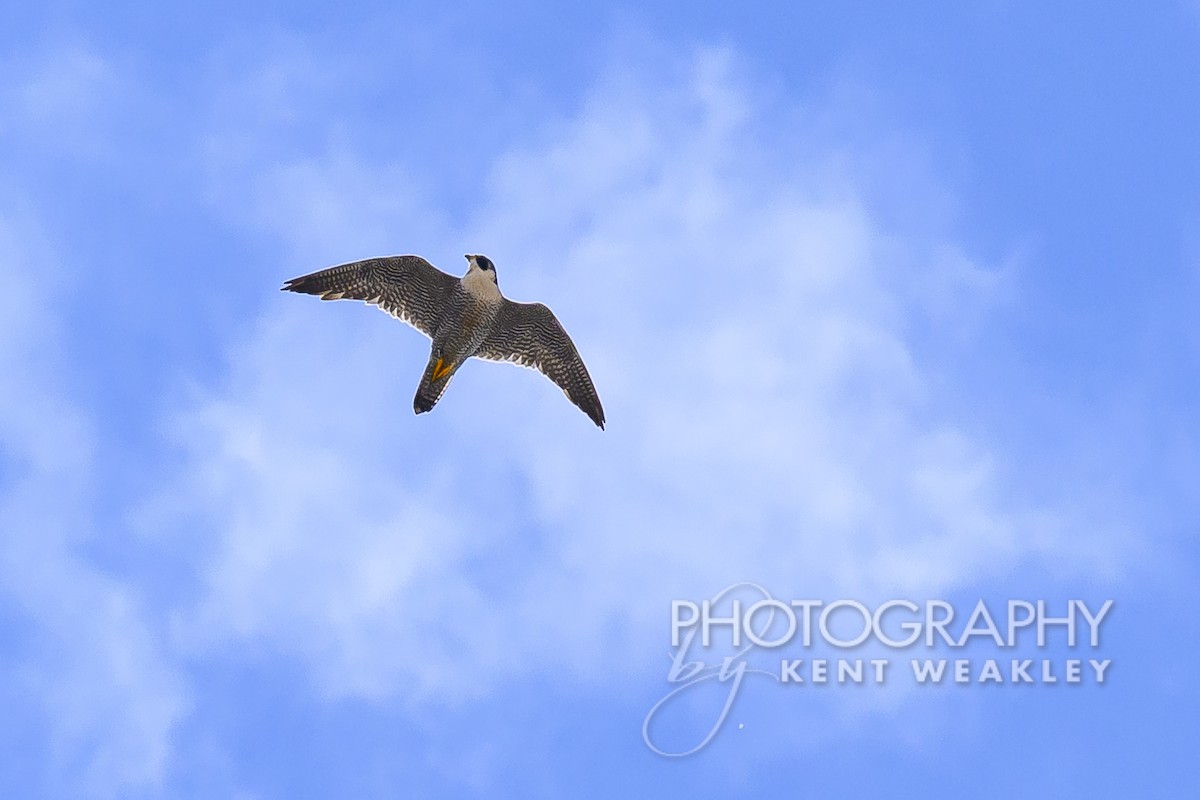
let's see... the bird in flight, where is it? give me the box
[281,254,605,429]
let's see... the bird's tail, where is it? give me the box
[413,353,456,415]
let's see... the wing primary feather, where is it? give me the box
[477,300,605,429]
[282,255,458,338]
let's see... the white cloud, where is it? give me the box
[162,44,1126,711]
[0,210,189,797]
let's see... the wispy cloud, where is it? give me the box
[153,44,1124,715]
[0,42,124,159]
[0,210,189,796]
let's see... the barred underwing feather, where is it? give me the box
[281,255,458,338]
[477,300,606,429]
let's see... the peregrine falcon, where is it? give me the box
[281,254,605,429]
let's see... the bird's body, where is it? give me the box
[282,254,605,428]
[411,263,503,413]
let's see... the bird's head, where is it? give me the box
[465,254,498,284]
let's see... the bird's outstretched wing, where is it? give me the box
[477,300,605,429]
[281,255,458,338]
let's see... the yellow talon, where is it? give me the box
[432,357,453,380]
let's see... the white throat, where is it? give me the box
[462,265,502,301]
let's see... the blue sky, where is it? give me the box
[1,1,1198,797]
